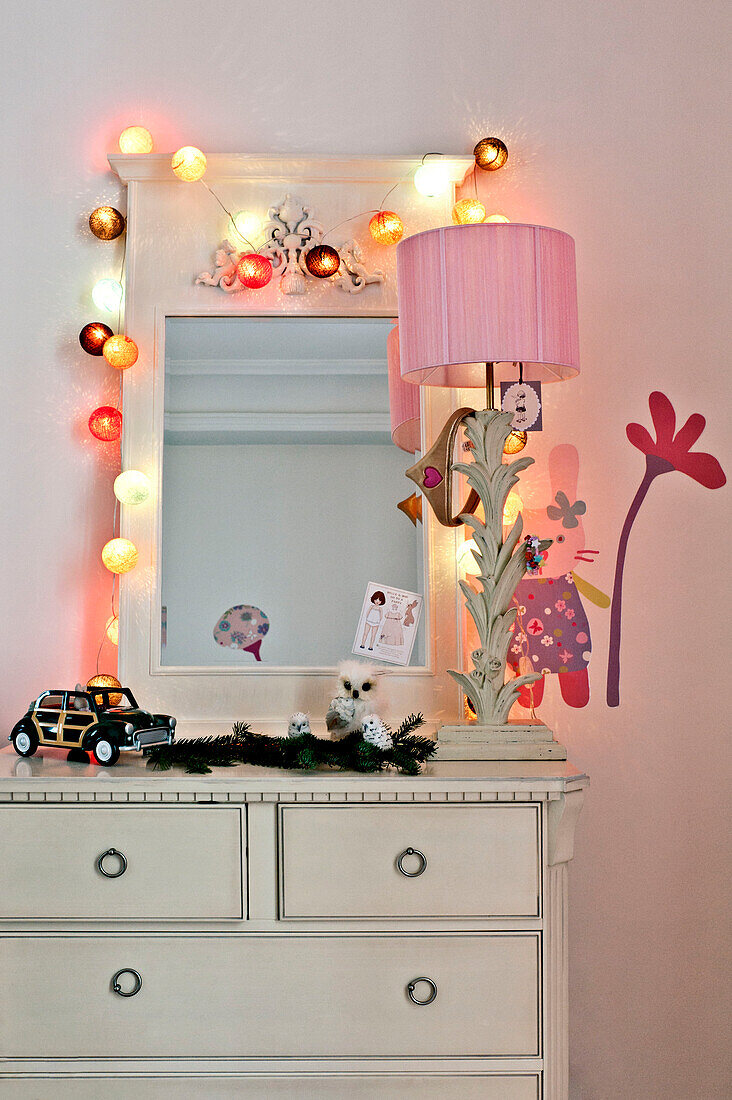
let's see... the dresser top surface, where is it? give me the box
[0,746,588,795]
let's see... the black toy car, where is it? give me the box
[9,688,176,766]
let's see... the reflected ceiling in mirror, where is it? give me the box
[161,317,424,668]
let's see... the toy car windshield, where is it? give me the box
[89,688,139,711]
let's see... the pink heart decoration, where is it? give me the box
[423,466,443,488]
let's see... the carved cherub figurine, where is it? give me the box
[325,661,382,739]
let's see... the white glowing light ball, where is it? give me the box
[92,278,123,313]
[106,615,119,646]
[414,161,450,197]
[114,470,151,505]
[231,210,262,245]
[456,538,480,575]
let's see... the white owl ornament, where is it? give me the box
[325,661,383,739]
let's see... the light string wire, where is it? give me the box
[94,227,127,675]
[199,156,450,256]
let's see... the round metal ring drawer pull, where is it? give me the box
[97,848,127,878]
[111,968,143,997]
[396,847,427,877]
[407,977,437,1005]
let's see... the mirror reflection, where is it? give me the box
[161,317,424,667]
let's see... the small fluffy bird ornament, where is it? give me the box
[286,712,311,738]
[326,661,382,739]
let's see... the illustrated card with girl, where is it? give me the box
[353,582,423,666]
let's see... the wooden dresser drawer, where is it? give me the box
[0,1075,541,1099]
[279,804,540,918]
[0,808,244,919]
[0,934,540,1058]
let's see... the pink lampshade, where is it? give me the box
[387,324,421,453]
[396,223,580,387]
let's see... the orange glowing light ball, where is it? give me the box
[236,253,273,289]
[103,335,138,370]
[452,198,486,225]
[369,210,404,245]
[119,126,153,155]
[171,146,207,182]
[105,615,119,646]
[101,537,138,574]
[89,406,122,442]
[305,245,341,278]
[87,673,122,706]
[89,206,125,241]
[473,137,508,171]
[503,430,528,455]
[486,213,510,223]
[79,322,113,356]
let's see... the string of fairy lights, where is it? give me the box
[82,126,510,695]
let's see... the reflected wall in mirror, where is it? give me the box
[161,317,425,668]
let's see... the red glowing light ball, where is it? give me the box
[79,322,113,356]
[236,253,273,289]
[89,406,123,442]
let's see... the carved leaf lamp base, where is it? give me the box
[435,722,568,760]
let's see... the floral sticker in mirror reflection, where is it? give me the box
[213,605,270,662]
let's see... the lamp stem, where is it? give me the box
[485,362,495,410]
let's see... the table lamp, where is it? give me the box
[396,222,579,757]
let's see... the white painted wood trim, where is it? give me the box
[108,153,475,184]
[166,357,388,376]
[163,411,392,435]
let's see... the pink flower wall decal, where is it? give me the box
[607,392,726,706]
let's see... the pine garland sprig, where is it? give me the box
[147,714,435,776]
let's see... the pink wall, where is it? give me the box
[2,1,729,1094]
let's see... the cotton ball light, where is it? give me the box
[92,278,123,313]
[79,322,113,356]
[305,245,341,278]
[119,127,153,154]
[101,537,138,574]
[473,137,508,171]
[89,207,125,241]
[503,430,528,455]
[503,491,523,526]
[452,198,486,224]
[171,146,207,182]
[369,210,404,245]
[236,253,273,289]
[103,335,138,369]
[87,674,122,706]
[231,210,262,245]
[414,161,450,197]
[114,470,151,505]
[105,615,119,646]
[88,406,122,442]
[486,213,510,223]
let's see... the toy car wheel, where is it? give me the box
[11,726,38,757]
[91,736,119,767]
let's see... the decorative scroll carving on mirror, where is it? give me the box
[196,194,385,296]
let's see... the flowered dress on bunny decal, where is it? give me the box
[509,444,609,709]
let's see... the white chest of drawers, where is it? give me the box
[0,747,587,1099]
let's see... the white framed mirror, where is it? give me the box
[112,154,473,735]
[161,315,426,669]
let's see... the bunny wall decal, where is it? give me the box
[508,444,610,709]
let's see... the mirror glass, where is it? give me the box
[161,317,425,668]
